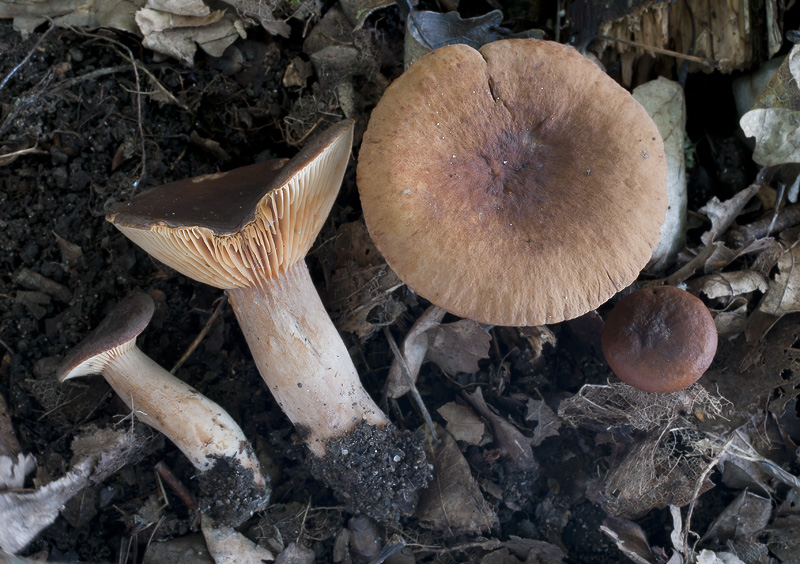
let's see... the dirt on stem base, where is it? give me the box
[198,456,271,526]
[309,423,431,523]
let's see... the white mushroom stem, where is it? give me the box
[228,261,389,457]
[86,340,265,486]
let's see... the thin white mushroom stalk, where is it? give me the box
[57,293,269,525]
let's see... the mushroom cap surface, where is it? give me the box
[107,120,355,289]
[601,286,718,393]
[357,39,668,326]
[57,293,154,381]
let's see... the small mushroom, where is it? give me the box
[106,122,429,521]
[601,286,718,393]
[57,293,269,523]
[357,39,668,326]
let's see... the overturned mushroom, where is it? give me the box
[106,121,429,521]
[57,293,269,524]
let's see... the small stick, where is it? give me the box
[579,35,720,69]
[0,22,54,92]
[0,392,21,458]
[727,203,800,247]
[155,460,198,514]
[170,296,227,374]
[383,327,438,443]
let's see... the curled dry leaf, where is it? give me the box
[702,490,771,545]
[427,319,491,376]
[416,424,497,535]
[465,388,537,473]
[201,514,275,563]
[437,402,485,445]
[387,306,446,399]
[327,220,405,339]
[519,326,556,365]
[0,453,36,490]
[141,18,245,66]
[746,243,800,343]
[688,271,769,300]
[524,398,561,447]
[274,542,315,564]
[600,516,656,564]
[0,425,155,553]
[712,297,748,336]
[740,44,800,167]
[699,183,763,247]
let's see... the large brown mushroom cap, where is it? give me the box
[107,120,354,289]
[57,293,154,381]
[357,39,668,326]
[601,286,718,393]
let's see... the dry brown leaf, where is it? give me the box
[712,297,748,336]
[437,402,485,445]
[416,424,497,535]
[201,514,275,563]
[427,319,491,376]
[141,18,244,65]
[746,243,800,343]
[689,271,769,300]
[600,516,656,564]
[147,0,210,16]
[386,306,446,399]
[518,326,556,364]
[135,7,225,35]
[327,220,405,339]
[699,183,762,246]
[0,425,154,553]
[0,0,139,36]
[465,388,537,473]
[524,398,561,446]
[741,44,800,166]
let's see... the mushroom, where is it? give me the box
[601,286,718,393]
[57,293,269,523]
[357,39,668,326]
[106,121,429,521]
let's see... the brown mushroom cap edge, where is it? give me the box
[357,39,668,326]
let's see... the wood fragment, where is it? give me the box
[727,204,800,247]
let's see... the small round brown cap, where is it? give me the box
[601,286,718,393]
[57,293,155,381]
[357,39,667,326]
[107,120,354,289]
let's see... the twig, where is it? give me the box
[170,296,228,374]
[727,203,800,247]
[0,22,54,92]
[682,434,734,558]
[383,327,438,443]
[66,28,148,188]
[579,34,720,69]
[0,392,21,458]
[0,145,48,165]
[155,460,198,514]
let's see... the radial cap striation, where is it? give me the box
[357,39,668,326]
[107,120,355,289]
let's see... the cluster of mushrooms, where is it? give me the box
[57,38,718,525]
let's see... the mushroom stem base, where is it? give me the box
[104,345,265,486]
[228,262,388,457]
